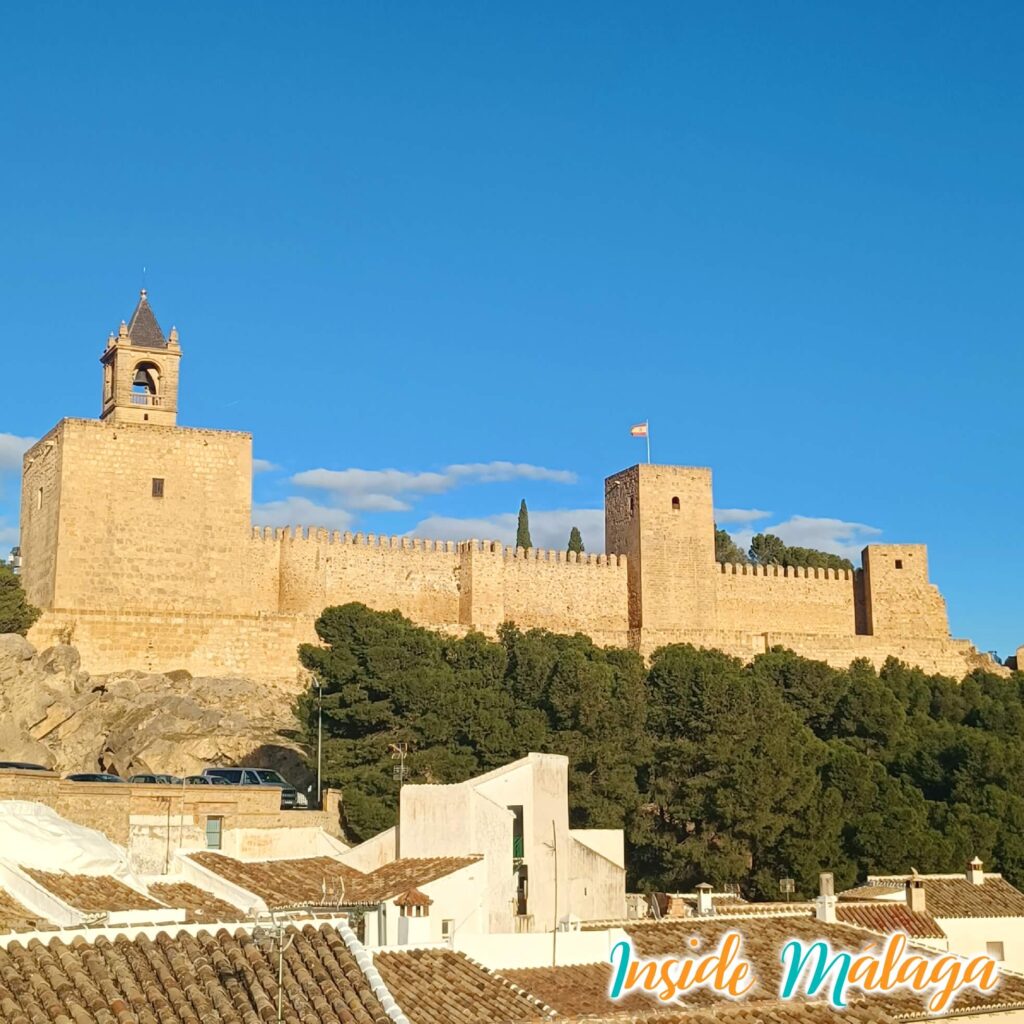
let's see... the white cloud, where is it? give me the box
[713,507,771,525]
[292,461,577,513]
[409,508,605,552]
[252,496,355,532]
[253,458,280,474]
[0,433,36,472]
[729,515,882,562]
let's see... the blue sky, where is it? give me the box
[0,3,1021,657]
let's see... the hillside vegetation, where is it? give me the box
[296,603,1024,897]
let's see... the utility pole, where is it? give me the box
[550,819,558,967]
[316,679,323,809]
[252,912,295,1024]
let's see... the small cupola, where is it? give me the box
[396,888,433,945]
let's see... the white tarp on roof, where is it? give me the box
[0,801,128,874]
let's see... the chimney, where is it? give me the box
[905,877,927,914]
[815,872,836,924]
[395,889,433,945]
[967,857,985,886]
[695,883,714,917]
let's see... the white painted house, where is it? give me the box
[840,858,1024,972]
[340,752,626,939]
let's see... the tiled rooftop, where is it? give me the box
[835,901,945,939]
[859,874,1024,918]
[0,923,391,1024]
[0,887,53,934]
[503,961,653,1016]
[148,881,245,923]
[22,868,162,913]
[621,914,1024,1018]
[374,947,551,1023]
[188,852,481,908]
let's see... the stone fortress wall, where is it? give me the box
[17,293,1004,686]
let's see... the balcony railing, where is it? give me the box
[130,393,163,407]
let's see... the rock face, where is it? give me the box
[0,635,312,787]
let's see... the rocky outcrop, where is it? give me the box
[0,635,312,785]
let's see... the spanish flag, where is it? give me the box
[630,422,648,437]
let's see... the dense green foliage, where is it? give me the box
[516,500,532,550]
[0,566,40,636]
[297,604,1024,897]
[567,526,585,554]
[749,531,854,572]
[714,526,748,564]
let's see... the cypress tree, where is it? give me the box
[516,499,532,550]
[567,526,584,554]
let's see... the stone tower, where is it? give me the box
[100,289,181,426]
[605,464,718,633]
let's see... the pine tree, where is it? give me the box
[0,566,40,636]
[516,499,532,550]
[567,526,584,554]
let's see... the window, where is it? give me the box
[152,477,164,498]
[205,816,223,850]
[895,559,903,569]
[987,942,1004,961]
[441,919,454,941]
[629,496,635,514]
[36,487,42,510]
[671,496,680,511]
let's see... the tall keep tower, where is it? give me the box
[100,289,181,425]
[605,464,718,633]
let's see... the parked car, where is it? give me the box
[65,772,125,783]
[184,774,231,786]
[0,761,49,771]
[201,767,298,808]
[128,773,183,785]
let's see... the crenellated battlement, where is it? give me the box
[456,539,626,568]
[718,561,854,581]
[251,525,459,553]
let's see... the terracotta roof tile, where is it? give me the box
[503,960,653,1016]
[0,887,53,934]
[0,923,391,1023]
[374,947,551,1023]
[393,888,432,908]
[860,875,1024,918]
[22,868,162,913]
[188,852,481,908]
[147,882,244,923]
[351,857,481,903]
[835,901,945,939]
[621,914,1024,1018]
[189,852,364,907]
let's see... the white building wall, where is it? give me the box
[474,754,571,932]
[398,782,515,932]
[339,827,397,872]
[938,916,1024,973]
[453,927,631,970]
[569,838,626,922]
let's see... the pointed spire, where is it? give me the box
[126,288,168,349]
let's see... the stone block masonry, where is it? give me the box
[18,294,1007,686]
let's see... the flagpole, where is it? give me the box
[646,420,651,464]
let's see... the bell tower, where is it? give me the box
[100,289,181,425]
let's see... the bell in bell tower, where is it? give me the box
[100,289,182,426]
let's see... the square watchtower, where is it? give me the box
[604,464,718,632]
